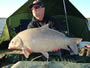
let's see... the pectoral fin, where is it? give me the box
[41,52,49,59]
[23,49,30,58]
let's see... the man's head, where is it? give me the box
[29,0,45,21]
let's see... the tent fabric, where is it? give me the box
[9,0,86,19]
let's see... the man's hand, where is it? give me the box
[52,48,61,52]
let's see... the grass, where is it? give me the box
[0,49,90,68]
[2,61,90,68]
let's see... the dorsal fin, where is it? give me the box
[40,24,49,29]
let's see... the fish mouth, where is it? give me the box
[8,47,22,50]
[8,47,22,51]
[8,47,16,49]
[8,47,12,49]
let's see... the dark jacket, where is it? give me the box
[27,15,67,34]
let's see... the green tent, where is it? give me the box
[0,0,90,48]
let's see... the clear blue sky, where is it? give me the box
[69,0,90,18]
[0,0,28,18]
[0,0,90,18]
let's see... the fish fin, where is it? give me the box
[72,38,82,44]
[23,49,30,58]
[40,24,49,29]
[69,44,79,55]
[69,38,82,55]
[41,52,49,59]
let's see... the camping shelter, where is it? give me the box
[0,0,90,49]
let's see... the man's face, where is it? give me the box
[31,5,45,20]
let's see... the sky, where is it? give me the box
[0,0,28,18]
[0,0,90,18]
[69,0,90,18]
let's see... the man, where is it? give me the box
[28,0,70,57]
[28,0,66,33]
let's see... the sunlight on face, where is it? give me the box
[32,5,45,20]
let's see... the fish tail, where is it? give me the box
[68,38,82,55]
[71,38,82,44]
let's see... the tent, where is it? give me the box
[0,0,90,48]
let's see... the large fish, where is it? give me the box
[8,25,82,59]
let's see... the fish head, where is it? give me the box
[8,36,23,50]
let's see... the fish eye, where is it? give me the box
[12,41,14,43]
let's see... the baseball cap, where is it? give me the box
[29,0,44,8]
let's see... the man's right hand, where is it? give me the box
[52,48,61,52]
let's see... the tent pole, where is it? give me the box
[63,0,69,36]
